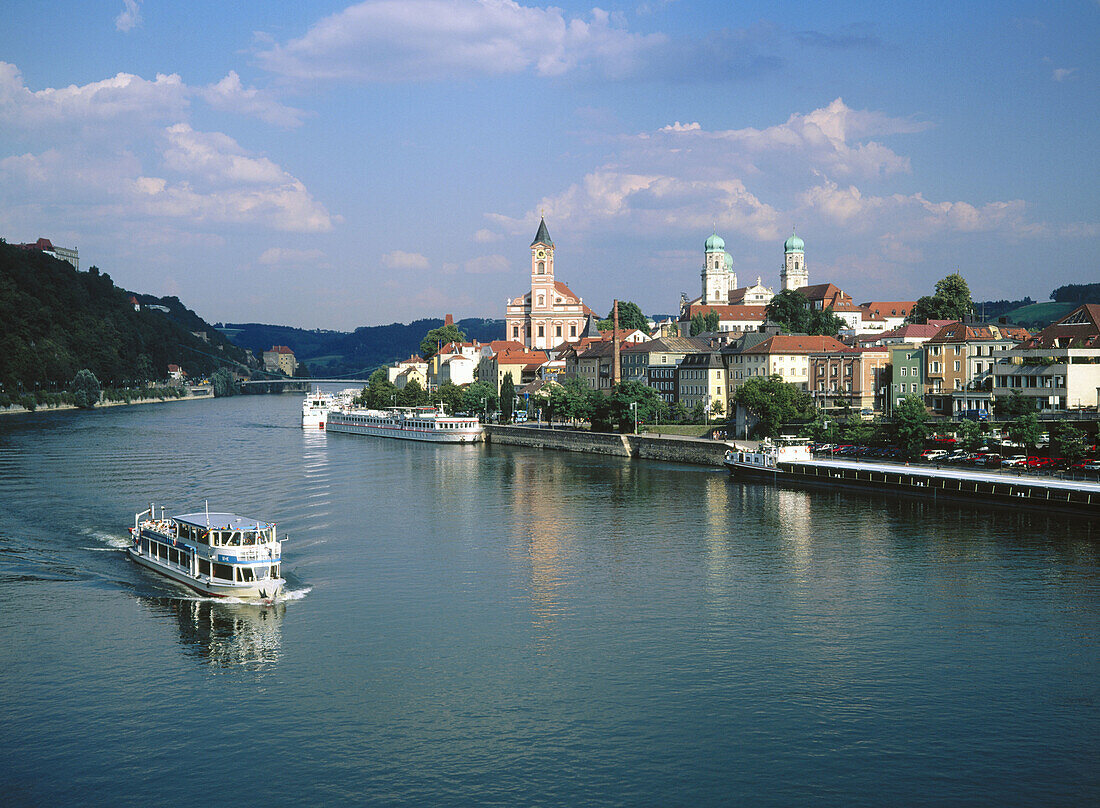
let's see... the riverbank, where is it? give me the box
[485,424,738,466]
[0,390,212,417]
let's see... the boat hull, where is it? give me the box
[127,545,284,601]
[325,420,482,443]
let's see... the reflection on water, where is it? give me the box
[143,597,284,668]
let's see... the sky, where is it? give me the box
[1,1,1097,330]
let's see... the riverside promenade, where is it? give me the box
[484,424,733,466]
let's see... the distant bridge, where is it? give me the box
[238,378,371,394]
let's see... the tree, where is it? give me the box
[605,301,649,332]
[1006,412,1042,454]
[608,381,660,432]
[71,369,101,409]
[561,374,595,424]
[433,380,464,414]
[807,307,846,337]
[765,289,811,333]
[893,395,928,458]
[210,368,238,398]
[689,312,706,336]
[396,379,427,406]
[1052,422,1088,466]
[461,380,498,416]
[956,419,984,451]
[500,372,515,423]
[356,368,399,409]
[419,323,467,360]
[995,389,1035,418]
[733,375,813,438]
[909,272,973,322]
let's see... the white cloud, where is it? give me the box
[259,247,327,265]
[474,228,502,243]
[463,254,510,273]
[382,250,430,269]
[115,0,142,32]
[1052,67,1077,81]
[199,71,306,128]
[256,0,666,82]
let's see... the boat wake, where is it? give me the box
[174,585,312,606]
[82,528,131,549]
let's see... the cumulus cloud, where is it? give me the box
[463,254,510,273]
[199,71,306,127]
[1052,67,1077,81]
[474,228,502,243]
[115,0,142,32]
[259,247,327,265]
[256,0,666,82]
[382,250,431,269]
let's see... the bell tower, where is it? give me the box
[781,229,807,291]
[530,217,555,348]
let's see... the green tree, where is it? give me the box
[703,309,719,332]
[807,307,846,337]
[956,418,984,451]
[1052,422,1088,466]
[500,372,515,423]
[356,368,399,409]
[210,368,238,398]
[995,389,1035,418]
[909,272,974,322]
[1006,412,1042,454]
[733,375,813,438]
[461,380,498,416]
[765,289,811,333]
[605,301,649,332]
[893,395,928,458]
[71,369,101,409]
[433,380,464,414]
[419,323,467,360]
[608,381,660,432]
[561,374,595,424]
[396,379,427,406]
[689,312,706,336]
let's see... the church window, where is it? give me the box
[570,325,576,337]
[556,325,562,338]
[538,325,544,338]
[512,325,519,339]
[537,261,545,274]
[537,294,544,307]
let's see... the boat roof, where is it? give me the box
[174,512,274,530]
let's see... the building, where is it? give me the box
[992,304,1100,411]
[618,335,710,401]
[678,303,768,335]
[14,237,79,270]
[505,218,597,350]
[677,351,727,415]
[924,323,1029,416]
[859,301,918,331]
[479,349,550,394]
[387,355,428,389]
[427,341,481,388]
[263,345,298,376]
[888,345,926,414]
[779,230,807,291]
[808,346,890,413]
[727,334,849,394]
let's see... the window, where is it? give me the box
[537,294,544,307]
[556,325,562,338]
[900,367,907,376]
[953,361,960,372]
[512,325,519,339]
[537,261,545,274]
[570,325,576,337]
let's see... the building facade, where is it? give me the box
[505,219,596,350]
[888,345,925,414]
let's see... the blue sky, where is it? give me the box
[1,1,1096,329]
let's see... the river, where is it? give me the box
[0,392,1097,806]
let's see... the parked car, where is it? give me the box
[1001,455,1028,468]
[922,449,949,461]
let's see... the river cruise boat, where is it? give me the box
[128,504,284,601]
[302,389,334,429]
[325,406,483,443]
[724,439,813,479]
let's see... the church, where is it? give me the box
[505,218,597,350]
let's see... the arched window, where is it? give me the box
[537,294,544,307]
[537,261,545,274]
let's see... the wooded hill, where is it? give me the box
[223,317,505,377]
[0,242,249,393]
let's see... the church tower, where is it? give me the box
[780,229,807,291]
[529,217,555,348]
[701,232,735,304]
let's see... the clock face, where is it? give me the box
[537,249,545,259]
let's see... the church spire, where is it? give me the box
[531,216,553,247]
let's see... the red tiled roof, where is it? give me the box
[859,301,917,317]
[1021,304,1100,349]
[494,350,549,364]
[742,335,849,355]
[267,345,294,354]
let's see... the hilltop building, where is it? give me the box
[505,218,597,351]
[14,237,79,270]
[263,345,298,376]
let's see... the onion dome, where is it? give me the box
[705,232,725,252]
[784,229,804,253]
[724,252,733,272]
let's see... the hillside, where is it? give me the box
[0,242,250,392]
[223,317,505,376]
[1001,301,1077,329]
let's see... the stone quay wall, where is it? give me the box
[484,425,732,467]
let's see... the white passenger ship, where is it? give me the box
[724,439,813,479]
[302,389,334,429]
[128,504,285,601]
[325,406,483,443]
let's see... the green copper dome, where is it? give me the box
[705,232,725,251]
[723,251,733,272]
[784,230,804,253]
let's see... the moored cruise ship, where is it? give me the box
[325,406,483,443]
[302,389,334,428]
[128,504,285,601]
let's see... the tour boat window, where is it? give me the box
[212,562,233,581]
[198,559,210,576]
[270,565,280,579]
[238,567,255,583]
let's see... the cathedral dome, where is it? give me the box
[723,251,733,272]
[784,230,804,253]
[705,233,725,252]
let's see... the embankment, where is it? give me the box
[485,425,733,467]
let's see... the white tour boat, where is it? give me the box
[325,406,483,443]
[128,504,285,601]
[302,388,334,428]
[724,439,813,479]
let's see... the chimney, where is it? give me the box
[612,299,621,388]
